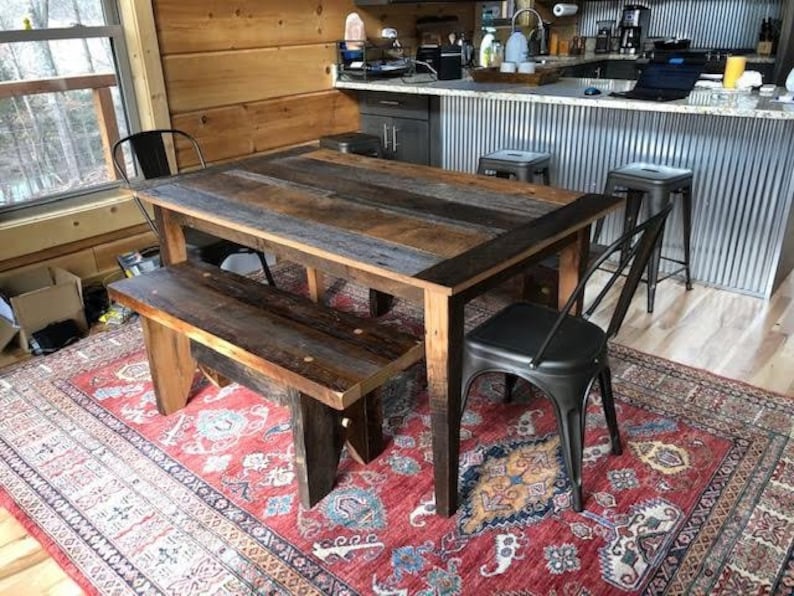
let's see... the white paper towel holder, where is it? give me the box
[552,3,579,17]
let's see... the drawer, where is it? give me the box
[360,92,429,120]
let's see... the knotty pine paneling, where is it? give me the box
[172,90,359,165]
[163,44,335,113]
[154,0,474,164]
[155,0,475,54]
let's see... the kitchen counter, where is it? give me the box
[336,75,794,120]
[338,74,794,298]
[527,51,775,66]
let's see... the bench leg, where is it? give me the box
[343,388,385,465]
[139,317,196,415]
[288,389,345,508]
[369,290,395,317]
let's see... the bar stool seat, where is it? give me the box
[602,162,694,313]
[319,132,383,157]
[478,149,551,185]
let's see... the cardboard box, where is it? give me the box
[0,267,88,352]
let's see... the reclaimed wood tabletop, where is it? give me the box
[136,145,622,516]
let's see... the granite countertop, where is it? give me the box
[335,72,794,120]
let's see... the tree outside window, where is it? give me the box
[0,0,137,210]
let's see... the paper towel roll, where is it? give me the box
[553,3,578,17]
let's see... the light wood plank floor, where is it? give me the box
[0,274,792,595]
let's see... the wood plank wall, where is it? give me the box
[153,0,475,166]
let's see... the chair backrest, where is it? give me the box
[111,129,206,184]
[531,203,673,367]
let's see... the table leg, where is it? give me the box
[140,317,196,415]
[305,267,324,303]
[154,207,187,265]
[557,227,590,315]
[424,290,465,517]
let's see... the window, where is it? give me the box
[0,0,138,211]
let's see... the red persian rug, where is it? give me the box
[1,267,793,595]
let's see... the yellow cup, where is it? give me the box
[723,56,747,89]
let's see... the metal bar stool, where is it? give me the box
[319,132,383,157]
[477,149,552,185]
[601,162,694,313]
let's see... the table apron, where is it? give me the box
[169,209,425,303]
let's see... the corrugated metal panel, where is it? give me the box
[440,96,794,297]
[579,0,783,49]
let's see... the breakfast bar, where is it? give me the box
[337,75,794,298]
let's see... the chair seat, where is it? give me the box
[466,302,606,373]
[480,149,551,167]
[608,162,693,189]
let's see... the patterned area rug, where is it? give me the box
[1,267,793,595]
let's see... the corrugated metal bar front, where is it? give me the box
[440,95,794,297]
[578,0,783,50]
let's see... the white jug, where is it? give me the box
[786,67,794,93]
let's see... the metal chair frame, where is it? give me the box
[112,129,276,286]
[461,204,673,511]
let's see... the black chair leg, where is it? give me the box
[504,374,519,403]
[256,251,277,287]
[598,367,622,455]
[555,398,585,512]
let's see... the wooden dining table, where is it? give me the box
[136,145,622,517]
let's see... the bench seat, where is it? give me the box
[108,261,425,507]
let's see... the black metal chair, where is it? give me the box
[460,204,672,512]
[112,129,276,286]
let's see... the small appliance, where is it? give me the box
[595,20,614,54]
[416,44,462,80]
[619,5,650,55]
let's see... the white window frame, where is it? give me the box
[0,0,140,214]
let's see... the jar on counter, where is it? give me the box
[490,41,504,67]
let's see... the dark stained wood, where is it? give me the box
[308,149,582,206]
[130,147,623,517]
[343,389,385,465]
[171,212,426,303]
[147,182,443,277]
[108,261,425,411]
[192,341,384,466]
[416,193,622,293]
[288,389,345,509]
[424,291,465,517]
[245,158,542,231]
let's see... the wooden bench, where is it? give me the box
[107,261,424,508]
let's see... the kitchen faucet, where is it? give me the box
[511,7,546,56]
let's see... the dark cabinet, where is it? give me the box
[560,61,606,78]
[360,114,430,165]
[561,60,638,80]
[359,92,438,166]
[604,60,639,80]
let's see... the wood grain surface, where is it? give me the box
[132,146,620,517]
[108,261,424,410]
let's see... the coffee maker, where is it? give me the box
[595,20,614,54]
[619,5,650,55]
